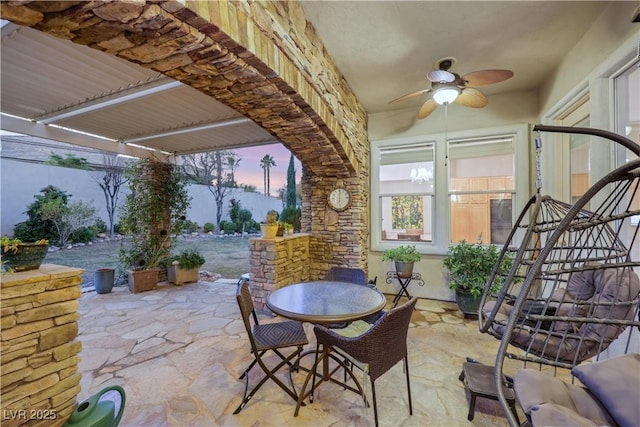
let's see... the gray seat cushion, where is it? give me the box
[572,353,640,427]
[514,369,615,426]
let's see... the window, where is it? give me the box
[448,136,515,244]
[613,60,640,256]
[378,143,434,243]
[371,125,529,254]
[557,99,591,206]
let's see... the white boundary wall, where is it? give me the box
[0,158,282,236]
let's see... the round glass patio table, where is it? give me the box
[266,280,386,324]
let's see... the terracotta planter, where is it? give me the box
[127,269,159,293]
[168,265,199,285]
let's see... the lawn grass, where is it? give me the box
[43,235,251,287]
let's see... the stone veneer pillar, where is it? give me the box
[1,265,83,427]
[249,234,311,309]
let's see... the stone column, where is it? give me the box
[1,265,83,427]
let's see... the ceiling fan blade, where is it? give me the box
[461,69,513,87]
[427,69,455,83]
[455,87,488,108]
[388,88,432,104]
[418,99,438,119]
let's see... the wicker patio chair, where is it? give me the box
[323,267,376,329]
[311,297,417,427]
[325,266,369,286]
[233,280,309,414]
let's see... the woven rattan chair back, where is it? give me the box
[313,297,417,426]
[233,280,308,414]
[325,267,368,286]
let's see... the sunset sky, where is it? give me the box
[232,143,302,195]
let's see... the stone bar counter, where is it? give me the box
[1,265,83,427]
[249,233,311,310]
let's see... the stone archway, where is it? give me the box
[1,1,370,276]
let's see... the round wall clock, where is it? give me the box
[328,188,351,211]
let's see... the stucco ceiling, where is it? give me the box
[0,1,617,158]
[300,1,611,114]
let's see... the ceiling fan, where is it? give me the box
[389,57,513,119]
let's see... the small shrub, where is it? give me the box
[70,226,96,244]
[223,221,236,234]
[14,186,70,242]
[280,207,301,231]
[203,222,215,233]
[183,219,199,233]
[170,249,205,269]
[92,218,108,234]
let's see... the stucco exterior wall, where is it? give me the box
[0,158,281,237]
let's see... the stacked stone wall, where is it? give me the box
[1,265,83,427]
[249,234,310,309]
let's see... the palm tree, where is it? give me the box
[260,154,276,196]
[226,154,241,187]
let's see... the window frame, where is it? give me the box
[370,124,530,255]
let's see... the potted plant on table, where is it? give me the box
[442,239,513,316]
[260,210,279,239]
[1,237,49,272]
[118,159,190,293]
[167,249,206,285]
[382,244,422,277]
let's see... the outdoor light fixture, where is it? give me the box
[432,86,460,105]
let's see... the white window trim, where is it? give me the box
[371,124,530,255]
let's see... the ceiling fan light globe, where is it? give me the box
[433,87,460,105]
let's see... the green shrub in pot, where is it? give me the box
[382,244,421,277]
[171,249,206,270]
[442,240,510,298]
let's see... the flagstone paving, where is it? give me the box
[77,279,524,426]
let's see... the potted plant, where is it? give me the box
[442,239,514,316]
[260,210,279,239]
[283,222,294,236]
[1,237,49,272]
[167,249,206,285]
[118,159,191,293]
[382,244,421,277]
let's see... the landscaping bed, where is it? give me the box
[43,234,252,287]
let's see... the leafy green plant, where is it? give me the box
[279,207,301,231]
[14,186,70,242]
[169,249,205,270]
[118,160,191,271]
[1,237,49,274]
[40,198,97,246]
[46,153,92,170]
[442,240,514,297]
[382,245,421,263]
[203,222,215,233]
[183,219,199,234]
[1,237,48,252]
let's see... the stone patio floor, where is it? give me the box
[77,279,526,426]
